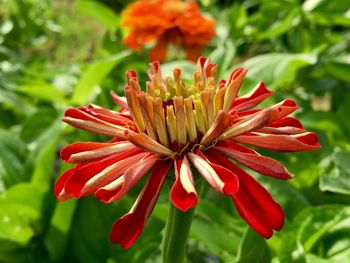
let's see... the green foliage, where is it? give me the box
[0,0,349,262]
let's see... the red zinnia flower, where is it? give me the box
[55,57,320,248]
[121,0,216,62]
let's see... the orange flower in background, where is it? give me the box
[121,0,216,62]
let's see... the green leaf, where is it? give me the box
[320,149,350,195]
[255,8,300,40]
[235,229,270,263]
[71,51,131,105]
[0,129,28,191]
[241,53,317,89]
[0,89,35,116]
[0,183,46,213]
[44,199,77,262]
[20,108,59,143]
[303,0,350,26]
[280,205,350,262]
[0,201,40,245]
[16,83,67,103]
[75,0,119,31]
[29,117,63,190]
[324,55,350,82]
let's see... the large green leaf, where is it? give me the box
[20,108,59,143]
[16,83,67,104]
[71,51,131,105]
[324,55,350,82]
[0,89,35,116]
[0,129,28,191]
[0,183,47,245]
[320,149,350,195]
[241,53,317,89]
[279,205,350,262]
[235,229,270,263]
[44,199,77,262]
[303,0,350,26]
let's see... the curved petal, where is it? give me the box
[220,99,299,140]
[80,152,147,196]
[94,153,160,203]
[170,156,198,212]
[54,167,76,202]
[234,132,320,152]
[111,91,129,110]
[63,108,127,137]
[256,126,305,135]
[210,154,284,238]
[127,132,174,157]
[268,116,304,129]
[83,104,134,127]
[187,151,239,195]
[200,110,233,146]
[64,148,143,197]
[110,160,171,248]
[215,140,293,180]
[61,141,136,163]
[230,82,273,112]
[223,67,248,111]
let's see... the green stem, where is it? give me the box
[162,203,195,263]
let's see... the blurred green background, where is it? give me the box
[0,0,350,262]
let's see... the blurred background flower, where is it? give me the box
[121,0,216,62]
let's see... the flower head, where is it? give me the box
[121,0,216,62]
[55,57,320,248]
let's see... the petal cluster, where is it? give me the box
[121,0,216,62]
[55,57,320,248]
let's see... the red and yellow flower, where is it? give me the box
[121,0,216,62]
[55,57,320,248]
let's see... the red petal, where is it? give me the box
[110,160,171,248]
[170,157,198,212]
[61,141,135,163]
[54,167,75,199]
[111,91,129,109]
[64,148,142,197]
[84,105,135,129]
[189,151,239,195]
[232,185,274,238]
[210,154,284,237]
[215,140,293,180]
[268,116,304,129]
[94,153,159,203]
[234,132,320,152]
[63,108,127,137]
[230,82,273,112]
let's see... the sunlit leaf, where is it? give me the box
[71,51,131,105]
[16,83,67,104]
[241,53,317,89]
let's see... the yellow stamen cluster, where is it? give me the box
[124,60,247,152]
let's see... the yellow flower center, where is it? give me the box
[124,60,246,154]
